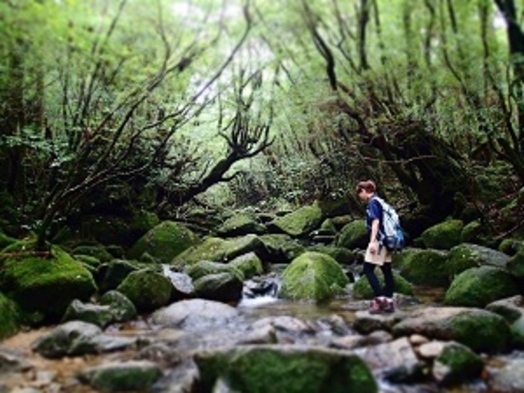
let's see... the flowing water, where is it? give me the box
[0,283,508,393]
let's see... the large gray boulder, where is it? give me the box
[151,299,239,331]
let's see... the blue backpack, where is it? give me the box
[374,196,405,252]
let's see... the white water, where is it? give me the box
[238,295,279,308]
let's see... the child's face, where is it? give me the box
[357,188,372,201]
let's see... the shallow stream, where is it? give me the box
[2,285,496,393]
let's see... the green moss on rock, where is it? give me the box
[399,249,449,287]
[336,220,368,250]
[128,221,201,263]
[270,203,323,237]
[173,237,227,267]
[116,269,172,313]
[444,266,520,308]
[507,252,524,279]
[445,243,512,281]
[448,311,511,353]
[195,345,377,393]
[433,342,484,386]
[0,292,20,339]
[0,242,97,321]
[420,220,464,250]
[280,252,349,301]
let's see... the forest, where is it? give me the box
[2,1,524,392]
[1,0,523,249]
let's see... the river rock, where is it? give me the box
[279,251,348,301]
[77,360,162,392]
[31,321,136,358]
[392,307,511,354]
[116,269,173,313]
[354,337,423,383]
[61,299,113,328]
[194,344,377,393]
[444,266,520,308]
[490,358,524,393]
[431,341,484,386]
[151,299,238,331]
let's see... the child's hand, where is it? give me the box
[369,241,378,254]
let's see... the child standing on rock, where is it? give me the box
[356,180,395,314]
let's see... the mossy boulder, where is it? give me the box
[336,220,368,250]
[78,361,163,392]
[0,292,20,339]
[95,259,140,294]
[507,251,524,279]
[460,220,487,245]
[116,269,173,313]
[432,342,484,386]
[309,245,355,266]
[0,242,97,322]
[392,307,511,353]
[194,345,377,393]
[352,270,413,300]
[72,244,114,263]
[173,237,227,266]
[398,249,449,287]
[444,266,520,308]
[228,252,265,279]
[420,220,464,250]
[390,248,420,271]
[319,218,337,234]
[62,299,114,328]
[486,296,524,349]
[269,203,323,237]
[193,272,243,303]
[446,243,511,281]
[279,252,349,302]
[173,235,268,267]
[99,290,137,323]
[216,213,266,237]
[259,234,305,263]
[185,260,244,281]
[499,238,524,256]
[128,221,201,263]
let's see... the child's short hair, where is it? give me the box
[355,180,376,194]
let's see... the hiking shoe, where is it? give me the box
[379,298,395,313]
[368,299,383,315]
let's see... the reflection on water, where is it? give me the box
[237,284,447,324]
[237,295,366,327]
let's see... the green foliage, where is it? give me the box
[0,292,20,339]
[0,0,523,243]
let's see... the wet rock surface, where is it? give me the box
[1,295,524,393]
